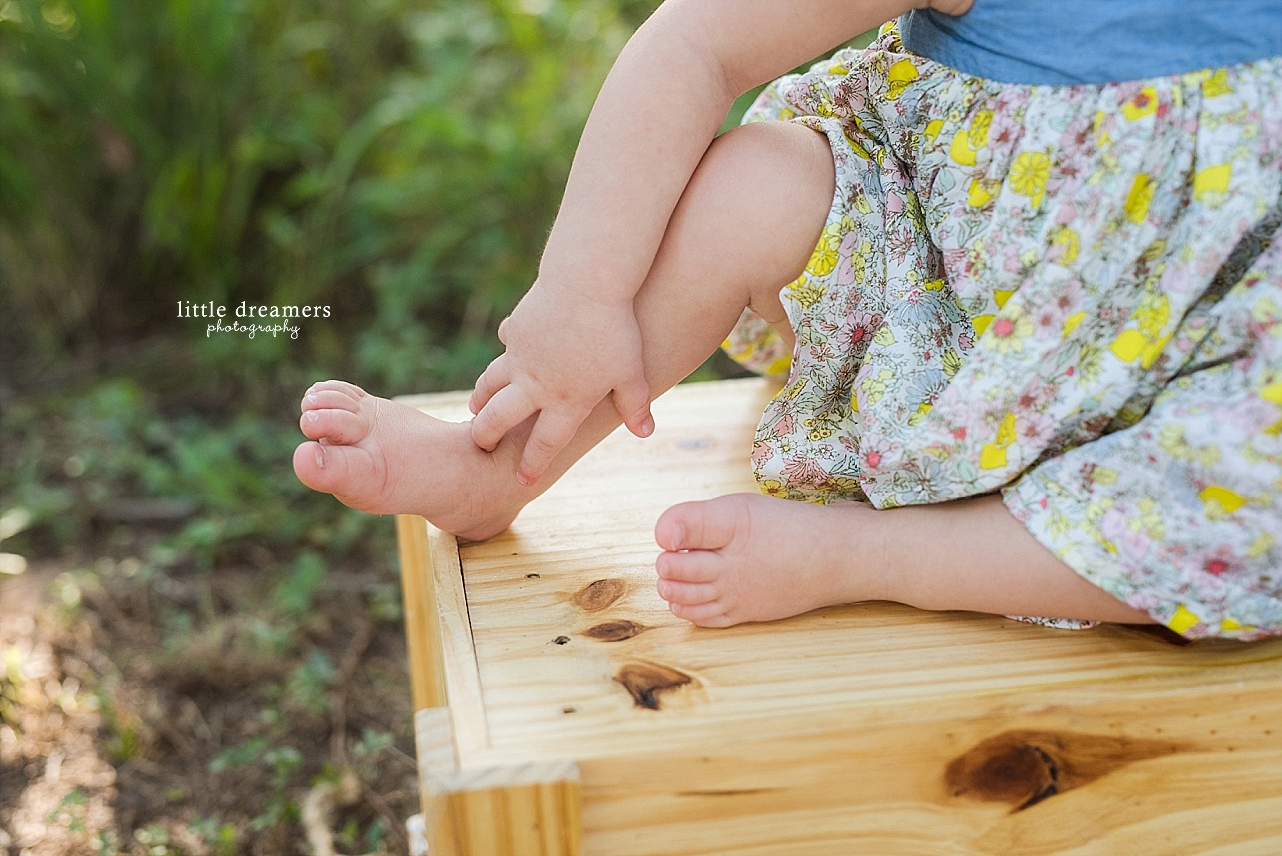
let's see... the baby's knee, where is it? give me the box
[703,120,833,189]
[684,121,834,274]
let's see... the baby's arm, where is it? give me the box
[471,0,923,485]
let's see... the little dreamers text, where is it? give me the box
[177,301,331,339]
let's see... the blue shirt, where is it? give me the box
[899,0,1282,85]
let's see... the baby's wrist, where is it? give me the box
[534,267,640,310]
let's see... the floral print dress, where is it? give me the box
[723,24,1282,640]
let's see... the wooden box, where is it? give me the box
[394,378,1282,856]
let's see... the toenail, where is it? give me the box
[315,447,325,469]
[305,411,318,423]
[307,393,319,405]
[671,522,685,550]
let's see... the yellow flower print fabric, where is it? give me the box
[725,24,1282,640]
[1006,230,1282,640]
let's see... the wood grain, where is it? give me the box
[398,378,1282,855]
[395,513,447,711]
[427,522,489,753]
[451,781,582,856]
[572,683,1282,855]
[415,707,582,856]
[944,729,1184,811]
[397,510,486,748]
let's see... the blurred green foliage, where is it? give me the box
[0,0,668,563]
[3,0,663,382]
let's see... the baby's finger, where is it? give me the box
[516,407,585,486]
[612,374,654,439]
[470,384,536,452]
[469,354,510,415]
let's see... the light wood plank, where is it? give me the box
[395,513,447,711]
[416,707,582,855]
[399,378,1282,855]
[428,524,489,754]
[413,707,461,854]
[574,682,1282,855]
[450,781,582,856]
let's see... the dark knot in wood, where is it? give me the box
[572,578,626,612]
[584,620,648,642]
[945,730,1183,812]
[614,662,693,710]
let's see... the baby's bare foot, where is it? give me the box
[653,493,888,627]
[292,380,530,541]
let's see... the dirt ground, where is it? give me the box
[0,556,419,856]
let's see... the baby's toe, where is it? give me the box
[300,407,369,445]
[306,379,368,403]
[302,388,363,414]
[669,600,735,627]
[655,496,744,551]
[656,548,722,583]
[292,440,376,498]
[293,440,332,492]
[657,578,719,606]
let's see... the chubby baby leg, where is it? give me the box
[655,493,1156,628]
[293,121,836,537]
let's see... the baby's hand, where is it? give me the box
[469,279,654,485]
